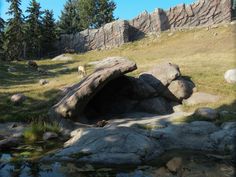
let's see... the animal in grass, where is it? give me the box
[78,65,87,78]
[27,60,38,69]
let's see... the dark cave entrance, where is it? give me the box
[83,76,139,124]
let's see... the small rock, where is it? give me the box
[43,132,58,141]
[195,107,219,121]
[183,92,220,106]
[10,93,26,105]
[7,66,16,72]
[39,79,49,85]
[38,68,48,75]
[0,137,22,150]
[61,67,70,73]
[224,69,236,84]
[166,157,182,173]
[96,120,108,127]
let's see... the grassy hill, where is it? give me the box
[0,23,236,123]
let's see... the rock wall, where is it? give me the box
[56,0,232,53]
[57,20,129,53]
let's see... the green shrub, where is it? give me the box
[23,121,60,142]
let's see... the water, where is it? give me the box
[0,150,235,177]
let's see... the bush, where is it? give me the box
[23,121,60,142]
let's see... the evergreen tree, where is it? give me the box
[94,0,116,28]
[59,0,81,34]
[4,0,24,60]
[78,0,96,29]
[25,0,43,59]
[41,10,57,56]
[0,18,5,60]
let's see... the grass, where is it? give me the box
[0,23,236,123]
[23,121,60,142]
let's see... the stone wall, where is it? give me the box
[56,0,232,53]
[57,20,129,53]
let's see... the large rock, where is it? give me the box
[224,69,236,84]
[56,20,129,53]
[166,0,231,29]
[183,92,220,106]
[140,62,181,86]
[49,57,137,127]
[135,97,173,114]
[52,54,73,61]
[128,9,169,40]
[166,78,195,102]
[48,126,163,165]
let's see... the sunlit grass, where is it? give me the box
[0,23,235,122]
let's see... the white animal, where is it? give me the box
[78,65,87,78]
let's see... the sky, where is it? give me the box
[0,0,195,21]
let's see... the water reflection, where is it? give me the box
[0,150,235,177]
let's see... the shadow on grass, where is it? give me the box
[0,60,79,87]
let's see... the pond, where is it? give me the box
[0,149,235,177]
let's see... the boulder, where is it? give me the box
[183,92,220,106]
[49,57,137,126]
[10,93,26,105]
[140,62,181,86]
[166,78,195,102]
[224,69,236,84]
[136,97,172,115]
[51,126,163,165]
[195,107,219,121]
[43,132,58,141]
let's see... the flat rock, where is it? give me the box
[166,157,182,172]
[224,69,236,84]
[183,92,220,106]
[195,107,219,121]
[54,126,162,165]
[49,57,137,128]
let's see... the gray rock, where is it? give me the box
[10,93,26,105]
[195,107,219,121]
[166,157,182,172]
[56,20,129,53]
[49,57,137,128]
[224,69,236,84]
[183,92,220,106]
[140,62,181,86]
[166,78,195,102]
[136,97,172,115]
[39,79,49,85]
[51,126,163,165]
[43,132,58,140]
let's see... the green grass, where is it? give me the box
[0,23,236,123]
[23,121,60,142]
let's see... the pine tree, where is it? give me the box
[25,0,43,59]
[41,10,57,57]
[59,0,81,34]
[94,0,116,28]
[4,0,24,60]
[78,0,116,29]
[78,0,96,29]
[0,18,5,60]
